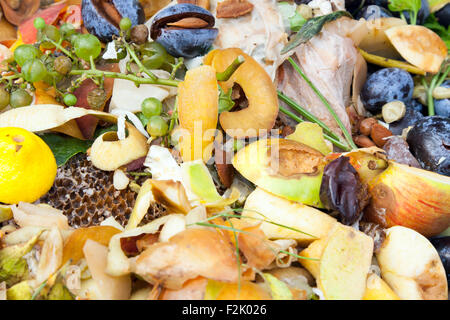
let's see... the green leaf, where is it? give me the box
[136,112,150,127]
[40,133,92,167]
[281,11,352,54]
[388,0,421,24]
[289,12,307,32]
[277,2,307,32]
[218,86,235,113]
[424,14,450,50]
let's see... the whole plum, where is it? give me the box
[389,108,424,135]
[435,3,450,28]
[361,68,414,114]
[356,5,392,20]
[434,80,450,118]
[406,116,450,176]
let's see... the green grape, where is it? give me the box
[60,23,76,38]
[33,17,46,30]
[54,56,72,75]
[141,97,162,118]
[0,87,10,111]
[39,25,61,49]
[146,115,168,137]
[21,59,47,83]
[73,34,101,61]
[14,44,41,67]
[120,18,132,31]
[141,42,167,70]
[63,93,77,106]
[10,89,32,108]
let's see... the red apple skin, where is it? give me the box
[365,162,450,237]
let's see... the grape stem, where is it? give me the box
[69,68,180,87]
[122,40,157,81]
[46,38,78,62]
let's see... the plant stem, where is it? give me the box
[216,55,245,81]
[47,38,78,62]
[288,57,358,149]
[279,105,351,151]
[278,91,342,141]
[69,69,180,87]
[123,41,157,81]
[170,58,184,80]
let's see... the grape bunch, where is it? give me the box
[0,16,182,123]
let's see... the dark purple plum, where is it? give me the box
[361,68,414,114]
[434,80,450,118]
[389,108,424,135]
[408,99,426,114]
[150,4,218,58]
[435,3,450,28]
[406,116,450,176]
[82,0,145,43]
[356,5,392,20]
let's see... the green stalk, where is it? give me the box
[216,55,245,81]
[69,69,180,87]
[288,57,358,149]
[279,105,351,151]
[123,41,157,81]
[278,91,342,141]
[47,38,78,62]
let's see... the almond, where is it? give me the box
[359,118,378,136]
[354,135,376,148]
[370,123,393,147]
[216,0,254,18]
[167,17,209,29]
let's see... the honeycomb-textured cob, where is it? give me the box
[40,154,166,228]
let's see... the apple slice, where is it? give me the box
[385,25,447,73]
[366,161,450,237]
[376,226,448,300]
[318,224,374,300]
[243,188,337,245]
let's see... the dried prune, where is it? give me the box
[320,156,370,225]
